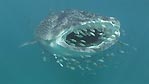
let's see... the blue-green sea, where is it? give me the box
[0,0,148,84]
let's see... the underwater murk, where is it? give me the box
[22,9,128,71]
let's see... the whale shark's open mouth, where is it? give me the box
[65,27,104,47]
[57,18,120,53]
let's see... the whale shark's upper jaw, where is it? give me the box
[36,10,120,53]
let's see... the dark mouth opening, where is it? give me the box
[65,28,105,47]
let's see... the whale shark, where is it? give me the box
[24,10,121,70]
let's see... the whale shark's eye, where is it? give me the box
[36,10,122,70]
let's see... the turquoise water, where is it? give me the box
[0,0,149,84]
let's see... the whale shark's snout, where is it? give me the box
[35,10,121,70]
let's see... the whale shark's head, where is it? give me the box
[35,10,120,70]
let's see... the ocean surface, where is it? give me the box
[0,0,149,84]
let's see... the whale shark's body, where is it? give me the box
[35,10,120,70]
